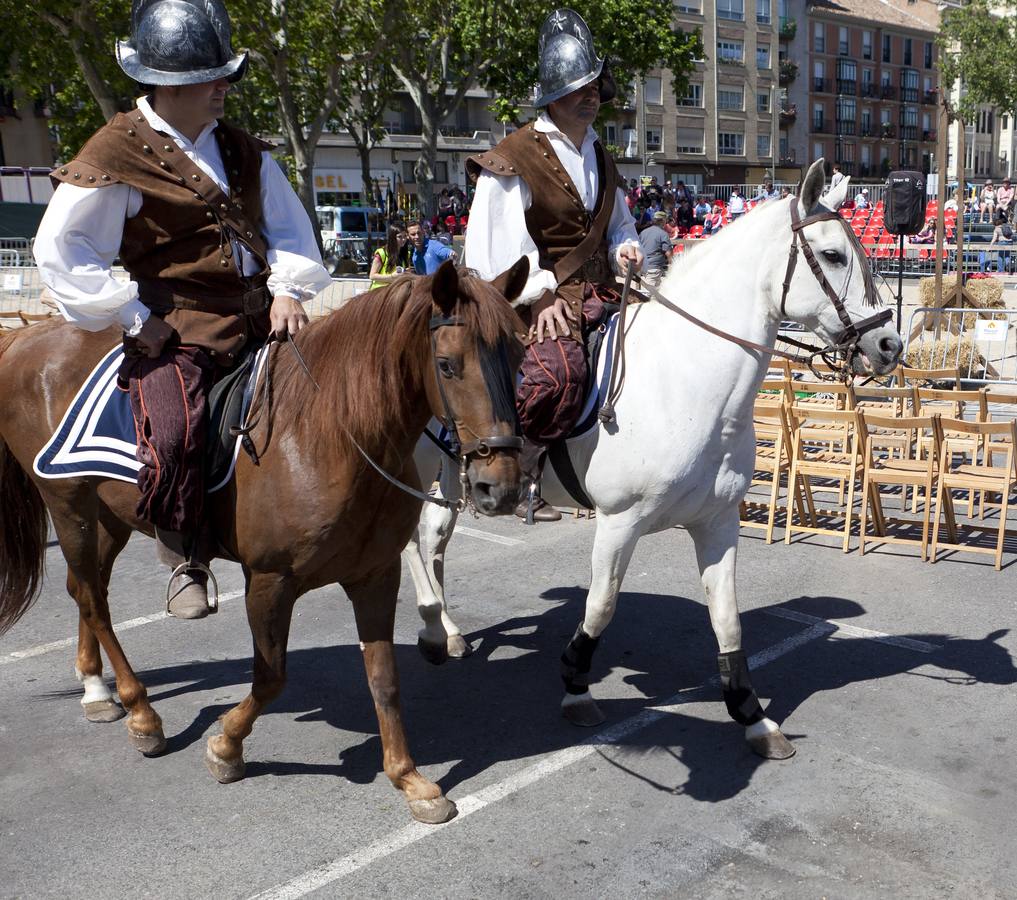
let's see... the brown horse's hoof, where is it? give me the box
[83,699,125,723]
[407,795,458,824]
[205,737,245,783]
[417,636,449,666]
[561,694,606,727]
[747,729,796,760]
[127,727,167,757]
[447,634,473,659]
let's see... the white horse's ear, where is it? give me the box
[800,159,826,211]
[823,174,851,210]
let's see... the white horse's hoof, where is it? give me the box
[205,738,245,783]
[447,634,473,659]
[747,729,796,760]
[83,699,125,723]
[561,693,606,727]
[407,795,458,824]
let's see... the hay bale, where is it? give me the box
[917,275,1005,328]
[905,335,984,375]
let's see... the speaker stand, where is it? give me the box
[895,233,905,331]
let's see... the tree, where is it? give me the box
[328,54,399,209]
[391,0,702,217]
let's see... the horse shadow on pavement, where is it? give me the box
[107,587,1016,806]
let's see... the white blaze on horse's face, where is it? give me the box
[782,159,903,375]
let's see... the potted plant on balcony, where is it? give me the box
[779,18,796,39]
[779,60,798,85]
[880,121,894,138]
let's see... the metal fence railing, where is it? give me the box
[903,307,1017,385]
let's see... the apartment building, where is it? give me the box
[792,0,941,179]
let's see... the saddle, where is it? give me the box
[205,342,264,490]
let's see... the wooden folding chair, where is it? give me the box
[785,405,866,552]
[741,398,804,543]
[931,417,1017,570]
[898,365,961,388]
[913,387,988,514]
[853,384,915,463]
[859,412,939,561]
[982,389,1017,517]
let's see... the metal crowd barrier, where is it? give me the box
[903,307,1017,384]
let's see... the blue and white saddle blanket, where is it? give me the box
[33,343,270,492]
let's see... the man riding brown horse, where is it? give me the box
[34,0,331,617]
[464,8,644,522]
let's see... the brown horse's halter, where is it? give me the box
[598,198,893,423]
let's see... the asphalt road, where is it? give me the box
[2,505,1016,899]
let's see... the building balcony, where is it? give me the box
[858,164,872,177]
[779,60,799,85]
[861,84,879,99]
[811,119,832,134]
[836,79,857,96]
[779,150,797,166]
[922,129,937,142]
[860,127,874,137]
[779,104,797,125]
[838,162,856,175]
[836,120,856,136]
[779,17,796,39]
[900,88,919,103]
[923,90,938,105]
[880,85,896,101]
[899,125,919,141]
[880,123,896,138]
[813,77,833,93]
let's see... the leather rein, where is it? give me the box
[236,315,522,512]
[598,197,893,423]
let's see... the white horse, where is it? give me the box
[402,160,902,758]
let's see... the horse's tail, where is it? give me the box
[0,358,48,635]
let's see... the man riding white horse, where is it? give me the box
[464,8,644,522]
[35,0,331,618]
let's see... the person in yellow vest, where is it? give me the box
[368,225,409,290]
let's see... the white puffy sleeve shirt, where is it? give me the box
[35,98,331,332]
[465,117,638,307]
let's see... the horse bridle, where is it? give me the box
[779,198,893,369]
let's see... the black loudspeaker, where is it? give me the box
[884,170,927,235]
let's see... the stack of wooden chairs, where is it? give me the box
[740,362,1017,569]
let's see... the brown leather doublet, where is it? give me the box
[52,109,275,360]
[466,122,622,336]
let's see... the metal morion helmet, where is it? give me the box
[116,0,249,86]
[534,8,616,108]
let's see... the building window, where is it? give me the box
[837,98,857,122]
[880,108,891,125]
[882,33,892,63]
[401,160,416,184]
[924,41,933,68]
[603,122,618,144]
[675,0,703,12]
[645,128,662,151]
[841,143,855,164]
[756,0,771,24]
[814,142,825,163]
[838,26,848,55]
[718,132,745,155]
[1004,114,1010,130]
[644,76,663,105]
[904,38,912,66]
[757,44,771,69]
[813,59,826,91]
[757,90,771,112]
[718,88,744,110]
[717,0,744,20]
[757,134,771,157]
[862,30,872,60]
[434,161,449,182]
[813,103,825,130]
[717,40,744,63]
[676,126,705,154]
[680,83,703,107]
[813,22,824,52]
[900,68,918,102]
[861,108,872,135]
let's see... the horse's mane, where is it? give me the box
[276,269,522,457]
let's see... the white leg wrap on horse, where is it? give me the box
[746,718,780,738]
[77,672,114,705]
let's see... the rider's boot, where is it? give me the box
[514,439,562,523]
[157,529,212,619]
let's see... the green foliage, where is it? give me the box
[938,0,1017,122]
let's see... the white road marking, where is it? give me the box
[0,590,245,667]
[452,525,524,546]
[765,606,941,653]
[248,621,844,900]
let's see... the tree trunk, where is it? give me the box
[357,138,374,208]
[416,108,439,219]
[285,136,324,258]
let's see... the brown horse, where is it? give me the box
[0,258,528,824]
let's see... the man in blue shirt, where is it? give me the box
[407,220,455,274]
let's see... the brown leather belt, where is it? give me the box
[137,278,272,316]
